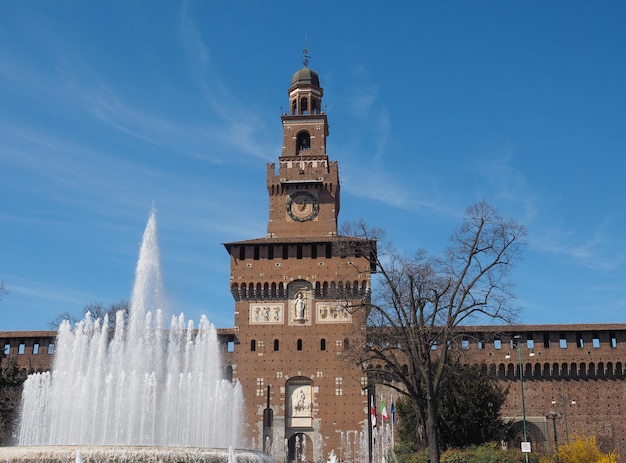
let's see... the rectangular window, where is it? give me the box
[268,245,274,260]
[461,339,470,350]
[297,244,303,259]
[311,244,317,259]
[238,246,246,261]
[48,343,55,354]
[527,339,535,349]
[283,245,289,260]
[477,341,484,350]
[610,332,617,348]
[325,243,332,259]
[18,343,25,355]
[253,245,260,260]
[494,339,502,350]
[543,332,551,348]
[576,332,584,348]
[33,343,40,355]
[559,333,567,349]
[3,343,10,355]
[227,341,235,353]
[592,331,600,348]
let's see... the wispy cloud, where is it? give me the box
[533,225,626,271]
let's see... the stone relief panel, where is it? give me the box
[249,303,284,325]
[315,302,352,324]
[287,383,312,428]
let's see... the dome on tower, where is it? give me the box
[291,67,320,88]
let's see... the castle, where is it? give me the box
[2,60,626,462]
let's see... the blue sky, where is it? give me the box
[1,1,625,331]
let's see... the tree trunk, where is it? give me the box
[426,392,440,463]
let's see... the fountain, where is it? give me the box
[2,208,273,463]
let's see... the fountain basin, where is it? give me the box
[0,446,275,463]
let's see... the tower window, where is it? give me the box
[300,97,308,114]
[282,245,289,260]
[297,132,310,152]
[274,339,280,351]
[325,243,332,258]
[268,245,274,260]
[239,246,246,261]
[297,339,303,351]
[311,244,317,259]
[320,339,326,351]
[253,245,260,260]
[251,340,256,352]
[297,244,303,259]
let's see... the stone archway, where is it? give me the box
[287,432,313,463]
[506,419,547,454]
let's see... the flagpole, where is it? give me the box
[391,395,394,451]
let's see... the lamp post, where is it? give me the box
[546,412,559,463]
[552,394,576,443]
[506,335,534,463]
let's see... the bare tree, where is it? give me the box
[345,201,527,463]
[49,300,129,330]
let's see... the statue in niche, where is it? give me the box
[294,292,306,321]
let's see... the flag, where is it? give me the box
[390,397,396,424]
[381,399,389,420]
[370,395,377,429]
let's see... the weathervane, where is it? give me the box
[303,48,311,67]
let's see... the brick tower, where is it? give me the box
[224,56,376,463]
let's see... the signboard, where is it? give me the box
[521,442,531,453]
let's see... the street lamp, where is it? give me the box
[546,412,560,463]
[552,394,576,443]
[505,335,535,463]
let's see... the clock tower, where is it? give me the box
[267,62,339,239]
[225,56,375,463]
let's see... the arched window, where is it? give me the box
[320,339,326,351]
[297,132,310,152]
[231,283,239,300]
[274,339,280,351]
[297,339,303,351]
[251,340,256,352]
[343,338,350,350]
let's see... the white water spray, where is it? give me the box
[18,208,243,448]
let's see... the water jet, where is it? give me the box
[9,209,259,463]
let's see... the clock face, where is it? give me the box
[286,191,319,222]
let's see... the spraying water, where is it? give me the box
[18,208,243,448]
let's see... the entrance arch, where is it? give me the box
[287,432,312,463]
[506,419,547,454]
